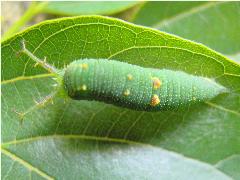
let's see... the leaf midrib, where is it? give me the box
[1,73,54,85]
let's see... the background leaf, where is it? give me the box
[1,15,240,179]
[133,1,240,58]
[42,1,140,16]
[133,1,207,27]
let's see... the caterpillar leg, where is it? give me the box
[20,40,58,74]
[13,91,57,124]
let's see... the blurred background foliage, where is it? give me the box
[1,1,240,62]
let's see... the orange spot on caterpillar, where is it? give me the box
[152,77,162,90]
[150,94,160,106]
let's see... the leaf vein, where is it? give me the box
[1,74,55,85]
[205,101,240,116]
[1,148,54,180]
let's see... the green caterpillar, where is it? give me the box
[18,41,226,116]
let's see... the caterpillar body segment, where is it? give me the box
[63,59,226,111]
[17,41,227,118]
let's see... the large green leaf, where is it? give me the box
[133,2,240,56]
[133,1,207,27]
[1,16,240,179]
[42,1,140,16]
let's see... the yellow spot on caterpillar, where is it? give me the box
[127,74,133,80]
[80,63,88,70]
[82,84,87,91]
[123,89,130,96]
[152,77,162,89]
[150,94,160,106]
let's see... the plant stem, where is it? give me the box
[2,2,48,41]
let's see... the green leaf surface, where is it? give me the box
[216,155,240,180]
[133,1,207,27]
[1,16,240,179]
[133,2,240,55]
[42,1,140,16]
